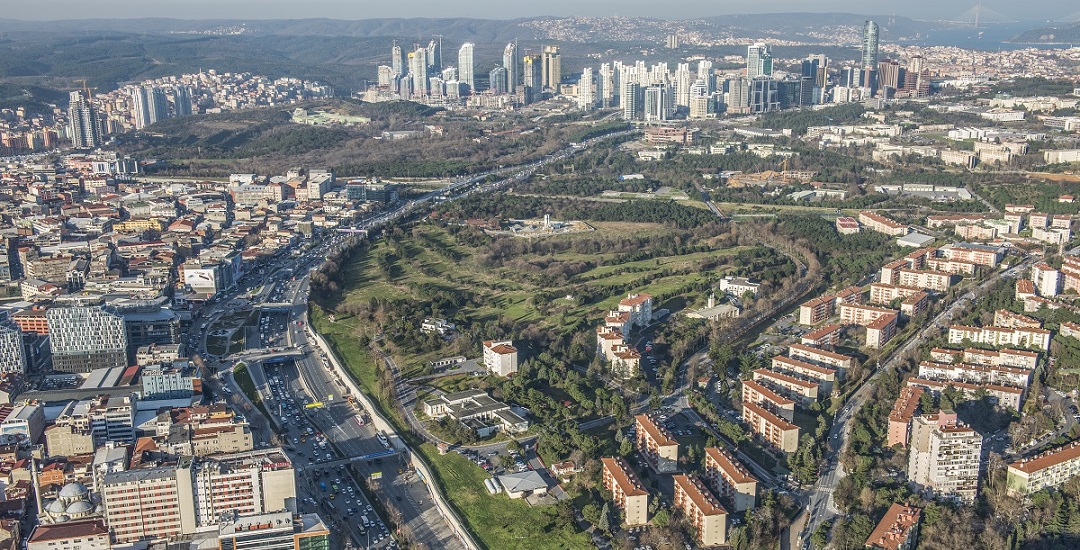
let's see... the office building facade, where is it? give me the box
[47,305,128,373]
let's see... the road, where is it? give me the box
[797,258,1032,549]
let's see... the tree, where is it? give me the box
[598,502,612,534]
[506,440,523,454]
[652,509,670,527]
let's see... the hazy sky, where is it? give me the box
[5,0,1076,22]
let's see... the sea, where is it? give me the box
[899,20,1078,50]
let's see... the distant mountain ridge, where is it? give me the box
[1010,21,1080,44]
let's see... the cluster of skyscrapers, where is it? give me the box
[377,39,561,105]
[373,19,930,118]
[130,85,193,130]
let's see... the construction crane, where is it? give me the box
[75,79,97,100]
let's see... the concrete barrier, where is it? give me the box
[305,320,481,550]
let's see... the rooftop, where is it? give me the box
[1009,440,1080,474]
[602,456,648,497]
[704,447,756,485]
[635,414,677,447]
[674,474,727,516]
[865,503,922,550]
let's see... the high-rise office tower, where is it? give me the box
[68,91,101,148]
[523,54,543,104]
[489,66,508,95]
[746,43,773,78]
[47,305,128,373]
[907,55,931,97]
[877,59,901,97]
[426,38,442,72]
[862,20,880,91]
[688,78,713,120]
[577,68,595,111]
[807,54,829,88]
[541,45,561,91]
[749,77,779,114]
[598,63,615,108]
[458,42,475,93]
[503,42,518,94]
[410,47,429,97]
[172,85,193,117]
[697,60,714,92]
[644,84,672,122]
[391,42,407,75]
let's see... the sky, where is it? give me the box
[4,0,1076,22]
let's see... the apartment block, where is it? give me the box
[866,313,899,349]
[939,243,1005,268]
[800,324,842,346]
[924,256,978,275]
[869,283,924,305]
[993,310,1042,329]
[926,214,987,228]
[963,348,1039,371]
[840,303,899,326]
[880,259,907,285]
[887,385,924,448]
[634,414,679,473]
[601,457,649,526]
[798,295,834,326]
[907,377,1023,412]
[742,401,799,453]
[771,355,837,393]
[741,379,795,422]
[900,291,930,318]
[917,360,1030,389]
[618,293,653,329]
[908,411,983,503]
[1032,263,1062,297]
[1006,440,1080,496]
[673,474,728,547]
[787,343,853,378]
[1062,255,1080,293]
[1061,321,1080,339]
[948,324,1051,351]
[836,216,860,234]
[865,503,922,550]
[859,211,910,236]
[482,339,519,377]
[703,447,757,512]
[752,369,818,406]
[27,519,111,550]
[897,269,954,292]
[217,511,330,550]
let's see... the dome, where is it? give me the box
[55,515,70,523]
[58,482,89,500]
[65,500,94,515]
[46,500,67,514]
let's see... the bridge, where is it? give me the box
[308,449,401,469]
[256,302,296,311]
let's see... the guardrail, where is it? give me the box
[305,315,481,550]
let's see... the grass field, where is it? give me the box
[233,363,271,420]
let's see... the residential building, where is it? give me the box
[703,447,757,512]
[840,303,898,326]
[887,386,924,448]
[141,364,197,399]
[900,291,930,318]
[897,269,954,292]
[993,310,1042,329]
[741,379,795,421]
[634,414,679,473]
[788,343,853,378]
[1007,440,1080,496]
[482,340,519,377]
[798,295,834,326]
[0,324,26,374]
[771,355,836,393]
[618,293,653,329]
[542,45,561,91]
[907,377,1023,412]
[718,277,760,296]
[217,511,330,550]
[1032,263,1062,297]
[800,324,843,347]
[948,325,1051,351]
[907,411,983,503]
[27,519,110,550]
[742,400,799,453]
[939,243,1005,268]
[672,474,728,547]
[836,216,861,234]
[752,369,818,406]
[47,305,128,373]
[858,211,909,236]
[869,283,924,305]
[865,313,898,349]
[601,457,649,526]
[865,503,922,550]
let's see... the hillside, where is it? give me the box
[1011,22,1080,44]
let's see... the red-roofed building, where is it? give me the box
[704,447,757,512]
[865,503,921,550]
[1007,440,1080,496]
[634,414,679,473]
[601,457,649,526]
[673,474,728,547]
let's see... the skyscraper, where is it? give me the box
[598,63,615,108]
[172,85,193,117]
[391,42,406,76]
[410,47,429,98]
[644,84,671,122]
[862,20,880,91]
[673,63,693,110]
[503,42,518,94]
[621,81,641,120]
[47,305,128,373]
[541,45,561,91]
[149,87,169,124]
[456,42,475,94]
[746,43,773,78]
[523,54,543,104]
[489,66,508,95]
[577,68,595,111]
[131,86,152,129]
[0,323,26,374]
[877,59,901,97]
[426,38,442,73]
[67,91,101,148]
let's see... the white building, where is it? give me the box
[483,340,519,377]
[908,411,983,503]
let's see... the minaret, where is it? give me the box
[30,457,44,520]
